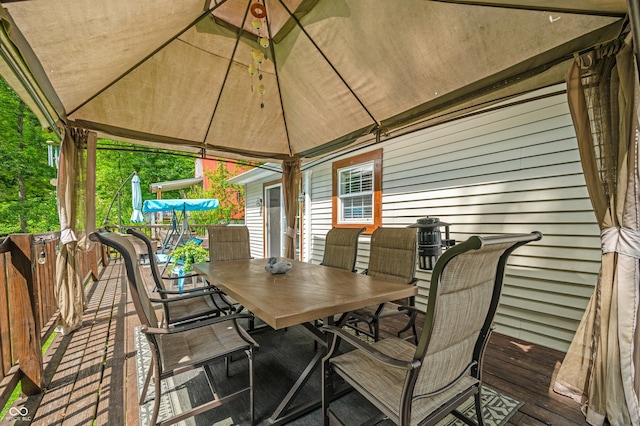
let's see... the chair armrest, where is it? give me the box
[142,312,254,335]
[397,305,424,315]
[156,285,219,295]
[149,289,218,304]
[322,325,417,370]
[161,272,201,280]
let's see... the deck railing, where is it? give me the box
[0,223,212,409]
[0,224,215,408]
[0,232,106,409]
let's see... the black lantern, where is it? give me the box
[409,217,455,270]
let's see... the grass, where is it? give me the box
[0,330,58,421]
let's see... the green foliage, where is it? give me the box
[188,161,250,225]
[0,77,59,235]
[96,142,194,227]
[167,240,209,273]
[0,77,248,235]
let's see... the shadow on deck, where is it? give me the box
[4,259,587,425]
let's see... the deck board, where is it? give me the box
[7,259,591,426]
[24,260,136,426]
[61,275,116,426]
[94,261,129,425]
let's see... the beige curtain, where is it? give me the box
[282,157,301,259]
[554,41,640,425]
[55,127,96,335]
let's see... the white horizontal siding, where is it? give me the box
[376,87,598,351]
[245,181,266,258]
[244,84,599,352]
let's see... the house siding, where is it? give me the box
[244,189,266,259]
[241,85,599,352]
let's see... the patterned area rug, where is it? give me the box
[437,386,522,426]
[134,326,522,425]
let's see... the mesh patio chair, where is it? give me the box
[207,225,260,329]
[346,227,418,341]
[126,229,234,325]
[208,225,252,261]
[90,230,257,426]
[322,232,542,426]
[321,227,366,272]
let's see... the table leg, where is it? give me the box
[264,317,350,425]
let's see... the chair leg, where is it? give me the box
[322,357,333,426]
[373,317,379,341]
[149,362,162,426]
[396,311,419,344]
[248,348,254,426]
[140,360,154,405]
[475,388,485,426]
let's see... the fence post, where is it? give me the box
[8,234,43,395]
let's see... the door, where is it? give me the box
[265,184,285,257]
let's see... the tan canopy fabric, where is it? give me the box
[553,40,640,426]
[0,0,627,162]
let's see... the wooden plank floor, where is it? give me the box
[381,319,589,426]
[8,259,138,426]
[6,259,589,425]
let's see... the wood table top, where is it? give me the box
[193,258,417,330]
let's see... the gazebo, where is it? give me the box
[0,1,638,423]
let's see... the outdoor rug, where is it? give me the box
[135,324,523,425]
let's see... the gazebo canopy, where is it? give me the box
[0,0,628,162]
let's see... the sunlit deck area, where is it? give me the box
[5,258,588,426]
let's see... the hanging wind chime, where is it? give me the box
[248,2,268,108]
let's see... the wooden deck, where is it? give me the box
[6,259,588,425]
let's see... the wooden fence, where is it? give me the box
[0,223,211,409]
[0,232,106,409]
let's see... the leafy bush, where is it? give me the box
[167,241,209,273]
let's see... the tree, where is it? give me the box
[188,160,251,225]
[0,77,58,235]
[96,142,195,227]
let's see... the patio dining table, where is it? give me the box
[193,257,417,425]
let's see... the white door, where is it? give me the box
[265,184,285,257]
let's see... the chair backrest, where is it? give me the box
[126,228,168,293]
[207,225,252,261]
[411,232,542,400]
[321,227,365,271]
[89,231,160,330]
[366,227,417,284]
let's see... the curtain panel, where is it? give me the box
[55,126,96,335]
[282,157,301,259]
[554,41,640,426]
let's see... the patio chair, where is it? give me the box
[345,227,418,341]
[126,229,234,325]
[207,225,258,328]
[320,227,366,272]
[90,230,256,426]
[207,225,252,261]
[322,231,542,426]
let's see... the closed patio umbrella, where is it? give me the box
[131,173,144,223]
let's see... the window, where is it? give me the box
[339,163,373,222]
[332,149,382,234]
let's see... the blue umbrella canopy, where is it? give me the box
[130,173,144,223]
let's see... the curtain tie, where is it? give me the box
[286,226,297,239]
[60,228,77,245]
[601,227,640,258]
